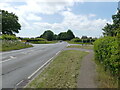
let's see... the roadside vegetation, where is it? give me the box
[0,35,33,51]
[67,45,93,50]
[94,8,120,88]
[26,50,88,88]
[67,36,97,45]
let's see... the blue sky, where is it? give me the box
[0,0,119,38]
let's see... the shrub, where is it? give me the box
[71,38,82,42]
[94,36,119,77]
[1,34,18,40]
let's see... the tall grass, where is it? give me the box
[0,40,33,51]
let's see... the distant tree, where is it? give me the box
[81,36,88,39]
[0,10,21,35]
[40,30,54,41]
[66,29,75,40]
[53,34,58,40]
[57,32,68,40]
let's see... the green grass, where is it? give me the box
[0,40,33,51]
[67,41,92,45]
[29,41,58,44]
[94,59,118,88]
[67,45,93,50]
[26,50,88,88]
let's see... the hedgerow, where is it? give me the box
[94,36,119,77]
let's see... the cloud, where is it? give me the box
[26,14,42,21]
[31,11,109,37]
[0,0,111,37]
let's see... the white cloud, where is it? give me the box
[0,0,111,37]
[26,14,42,21]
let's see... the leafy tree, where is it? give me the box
[102,8,120,37]
[66,30,75,40]
[81,36,88,39]
[53,34,58,40]
[0,10,21,35]
[57,32,68,40]
[40,30,54,41]
[57,30,75,40]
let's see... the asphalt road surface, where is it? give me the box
[1,42,68,88]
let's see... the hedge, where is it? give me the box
[0,34,18,40]
[94,36,119,77]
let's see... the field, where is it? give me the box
[26,50,88,88]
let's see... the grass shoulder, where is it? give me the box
[26,50,88,88]
[94,59,118,88]
[67,41,92,45]
[29,41,58,44]
[67,45,93,50]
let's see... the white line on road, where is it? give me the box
[0,56,16,63]
[27,50,61,80]
[16,80,24,86]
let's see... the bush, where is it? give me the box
[71,38,82,42]
[1,34,18,40]
[94,36,119,77]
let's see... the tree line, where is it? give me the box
[39,30,75,41]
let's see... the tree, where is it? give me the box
[57,30,75,40]
[0,10,21,35]
[40,30,54,41]
[57,32,68,40]
[102,8,120,37]
[81,36,88,39]
[66,29,75,40]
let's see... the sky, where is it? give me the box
[0,0,119,38]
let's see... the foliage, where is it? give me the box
[40,29,75,41]
[57,30,75,40]
[0,10,21,35]
[0,40,33,51]
[40,30,54,41]
[94,36,119,77]
[0,34,18,40]
[20,37,46,41]
[102,10,120,36]
[70,37,97,44]
[71,38,82,42]
[66,30,75,40]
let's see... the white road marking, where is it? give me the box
[0,56,16,63]
[16,80,24,86]
[27,50,61,80]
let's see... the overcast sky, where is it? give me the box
[0,0,119,38]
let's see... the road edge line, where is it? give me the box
[23,50,61,88]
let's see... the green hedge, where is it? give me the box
[94,36,119,77]
[0,34,18,40]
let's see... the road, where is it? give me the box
[1,42,68,88]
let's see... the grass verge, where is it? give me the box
[26,50,88,88]
[29,41,58,44]
[67,45,93,50]
[67,41,92,45]
[0,40,33,51]
[94,59,118,88]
